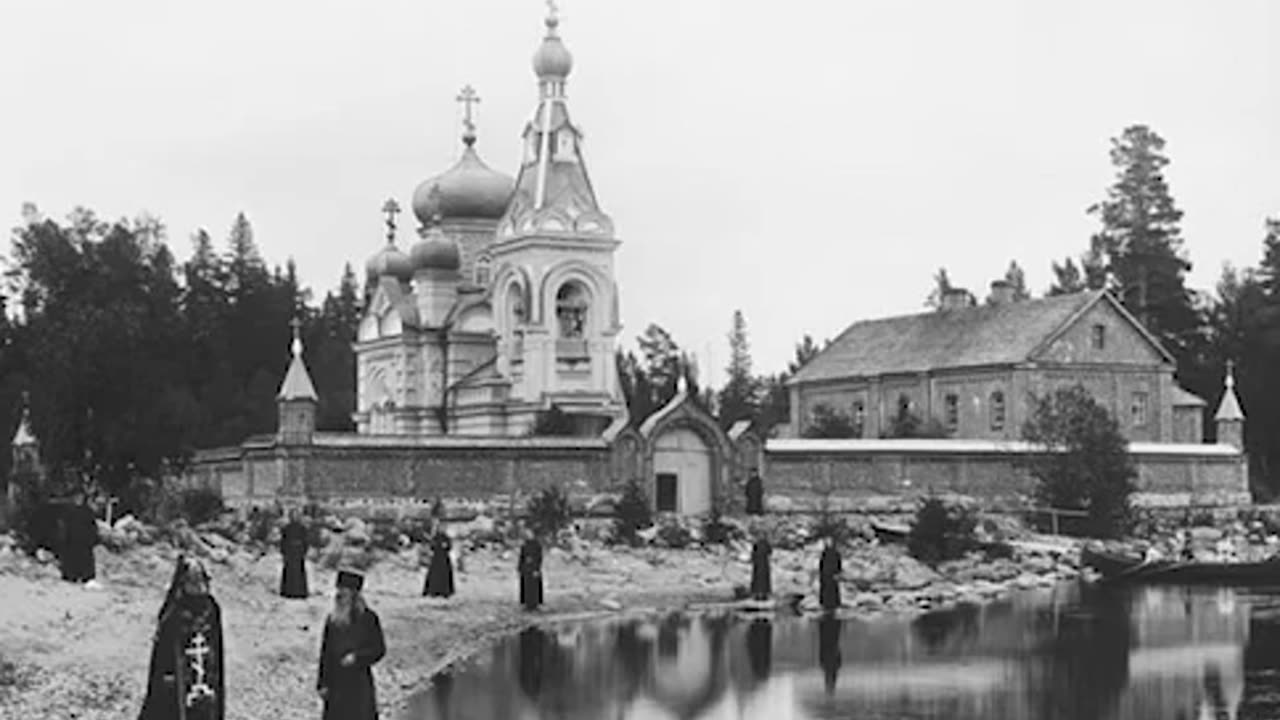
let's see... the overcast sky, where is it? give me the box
[3,0,1277,389]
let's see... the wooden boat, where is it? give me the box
[1082,546,1280,586]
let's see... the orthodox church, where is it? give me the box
[355,9,626,438]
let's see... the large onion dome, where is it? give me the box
[410,140,514,224]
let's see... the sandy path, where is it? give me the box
[0,542,746,720]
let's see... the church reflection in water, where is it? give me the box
[403,584,1273,720]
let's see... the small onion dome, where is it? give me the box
[410,145,514,225]
[532,15,572,79]
[365,243,413,282]
[410,227,461,272]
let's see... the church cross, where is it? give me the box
[456,85,480,136]
[184,632,216,705]
[546,0,559,21]
[381,198,400,243]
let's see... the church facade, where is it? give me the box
[355,12,625,439]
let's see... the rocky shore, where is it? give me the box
[0,512,1088,720]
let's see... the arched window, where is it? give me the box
[506,283,526,326]
[475,256,492,286]
[989,390,1006,431]
[555,281,589,339]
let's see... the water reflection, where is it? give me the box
[403,584,1278,720]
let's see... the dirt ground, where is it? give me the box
[0,541,747,720]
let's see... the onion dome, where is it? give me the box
[532,15,573,79]
[365,244,413,282]
[410,142,514,225]
[410,224,461,273]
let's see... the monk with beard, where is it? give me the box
[317,569,387,720]
[137,556,226,720]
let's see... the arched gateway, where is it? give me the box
[632,380,737,515]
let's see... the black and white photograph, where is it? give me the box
[1,1,1278,718]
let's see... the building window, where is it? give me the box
[989,390,1006,431]
[1092,324,1106,350]
[1131,392,1148,426]
[897,394,911,416]
[851,401,865,437]
[944,394,959,432]
[474,256,491,286]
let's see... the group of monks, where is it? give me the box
[44,495,843,720]
[747,533,845,612]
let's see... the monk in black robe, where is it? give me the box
[817,615,842,694]
[59,490,99,583]
[744,471,763,515]
[423,527,455,598]
[519,531,544,611]
[138,556,226,720]
[317,569,386,720]
[279,509,309,599]
[818,537,842,612]
[750,537,772,601]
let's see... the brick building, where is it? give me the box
[787,285,1209,443]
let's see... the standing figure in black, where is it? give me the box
[750,535,772,601]
[137,556,226,720]
[423,525,455,598]
[519,529,544,611]
[818,535,842,612]
[59,488,99,584]
[744,470,764,515]
[279,507,309,599]
[317,569,387,720]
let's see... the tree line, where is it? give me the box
[3,123,1277,502]
[0,206,361,505]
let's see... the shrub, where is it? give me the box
[178,487,225,526]
[809,499,851,545]
[655,517,696,549]
[527,485,572,540]
[702,504,740,545]
[1020,384,1136,538]
[245,506,282,546]
[612,478,653,546]
[908,496,978,565]
[802,404,858,439]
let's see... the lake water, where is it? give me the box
[402,583,1280,719]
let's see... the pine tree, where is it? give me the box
[1086,125,1200,355]
[1048,257,1085,296]
[716,309,760,430]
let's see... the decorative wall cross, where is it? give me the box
[184,631,215,706]
[381,198,400,243]
[456,85,480,135]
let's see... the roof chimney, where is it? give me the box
[940,288,972,311]
[989,279,1015,305]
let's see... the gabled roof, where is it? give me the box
[1171,385,1206,407]
[790,290,1173,385]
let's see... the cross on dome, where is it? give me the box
[381,198,400,243]
[456,85,480,145]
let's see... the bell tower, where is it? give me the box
[489,5,625,434]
